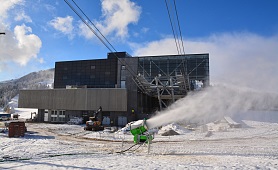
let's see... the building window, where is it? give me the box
[51,110,58,122]
[59,110,65,116]
[59,110,66,122]
[51,110,65,122]
[121,81,126,88]
[91,65,96,69]
[121,65,126,81]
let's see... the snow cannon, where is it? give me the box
[130,119,153,144]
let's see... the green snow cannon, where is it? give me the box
[130,119,153,144]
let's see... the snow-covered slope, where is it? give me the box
[0,68,54,109]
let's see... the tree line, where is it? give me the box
[0,69,54,108]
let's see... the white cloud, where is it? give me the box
[37,57,44,64]
[49,16,74,39]
[78,21,95,40]
[131,32,278,93]
[0,0,23,21]
[133,27,149,38]
[0,0,43,79]
[45,3,55,10]
[0,23,42,71]
[14,11,32,22]
[78,0,141,40]
[131,38,178,56]
[141,27,149,34]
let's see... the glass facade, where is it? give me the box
[138,54,209,88]
[54,58,118,88]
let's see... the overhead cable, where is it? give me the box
[71,0,118,53]
[164,0,181,55]
[64,0,138,77]
[64,0,114,52]
[173,0,185,55]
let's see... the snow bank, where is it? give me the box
[158,123,191,135]
[14,108,37,119]
[0,95,36,119]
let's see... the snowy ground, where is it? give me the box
[1,108,278,169]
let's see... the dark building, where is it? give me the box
[19,52,209,126]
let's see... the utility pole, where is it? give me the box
[0,32,5,35]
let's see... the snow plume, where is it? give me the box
[135,32,278,129]
[132,32,278,93]
[147,85,278,129]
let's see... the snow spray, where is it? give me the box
[146,84,278,129]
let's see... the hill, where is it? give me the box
[0,68,54,107]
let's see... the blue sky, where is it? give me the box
[0,0,278,91]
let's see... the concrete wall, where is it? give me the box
[18,88,127,111]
